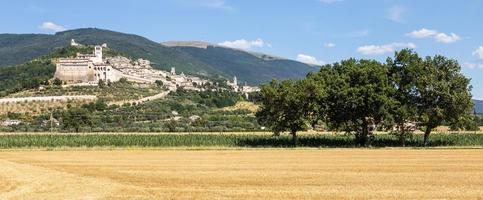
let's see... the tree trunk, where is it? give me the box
[399,123,406,147]
[291,131,298,147]
[399,133,405,147]
[423,126,431,147]
[358,121,369,147]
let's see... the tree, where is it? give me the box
[119,77,128,84]
[304,72,329,129]
[155,80,164,87]
[53,78,63,86]
[166,119,178,132]
[414,55,473,146]
[449,114,479,131]
[323,59,395,146]
[61,107,92,132]
[256,80,313,146]
[387,49,421,146]
[82,99,108,112]
[98,79,106,88]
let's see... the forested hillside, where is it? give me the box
[167,44,317,84]
[0,28,317,85]
[0,45,122,97]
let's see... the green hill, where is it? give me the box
[0,28,317,85]
[474,99,483,114]
[164,42,317,84]
[0,45,123,97]
[0,29,219,77]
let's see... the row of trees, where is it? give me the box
[256,49,474,146]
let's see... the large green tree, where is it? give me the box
[387,49,421,145]
[323,59,395,146]
[414,55,473,146]
[256,80,314,146]
[300,73,328,129]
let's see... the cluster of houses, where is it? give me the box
[54,40,260,94]
[1,40,263,127]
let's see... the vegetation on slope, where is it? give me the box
[8,78,166,102]
[0,60,55,97]
[1,89,260,133]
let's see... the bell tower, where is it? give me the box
[94,45,103,63]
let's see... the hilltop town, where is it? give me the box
[0,39,261,128]
[55,39,260,94]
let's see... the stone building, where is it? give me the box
[227,76,239,92]
[54,44,126,84]
[53,40,244,93]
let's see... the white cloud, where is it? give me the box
[325,42,336,48]
[192,0,233,10]
[319,0,343,4]
[387,5,406,23]
[406,28,460,43]
[463,62,476,69]
[406,28,437,38]
[182,0,234,11]
[218,38,267,50]
[296,54,325,66]
[463,62,483,69]
[357,42,416,55]
[472,46,483,60]
[38,22,66,32]
[434,33,460,43]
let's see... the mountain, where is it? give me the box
[474,99,483,114]
[0,28,318,85]
[163,41,318,84]
[0,29,219,77]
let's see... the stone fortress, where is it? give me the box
[54,39,259,93]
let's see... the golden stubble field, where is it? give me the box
[0,149,482,199]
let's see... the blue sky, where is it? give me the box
[1,0,483,99]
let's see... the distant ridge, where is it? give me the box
[162,41,212,49]
[0,28,317,85]
[474,99,483,114]
[164,40,318,84]
[162,41,284,61]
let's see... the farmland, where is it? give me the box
[0,149,482,199]
[0,132,482,148]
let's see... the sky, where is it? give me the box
[1,0,483,99]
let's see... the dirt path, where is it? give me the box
[0,149,482,199]
[0,95,97,104]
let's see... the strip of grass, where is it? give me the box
[0,133,482,148]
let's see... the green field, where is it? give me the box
[0,133,482,149]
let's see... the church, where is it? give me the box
[54,42,123,84]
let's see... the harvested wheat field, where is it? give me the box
[0,149,482,199]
